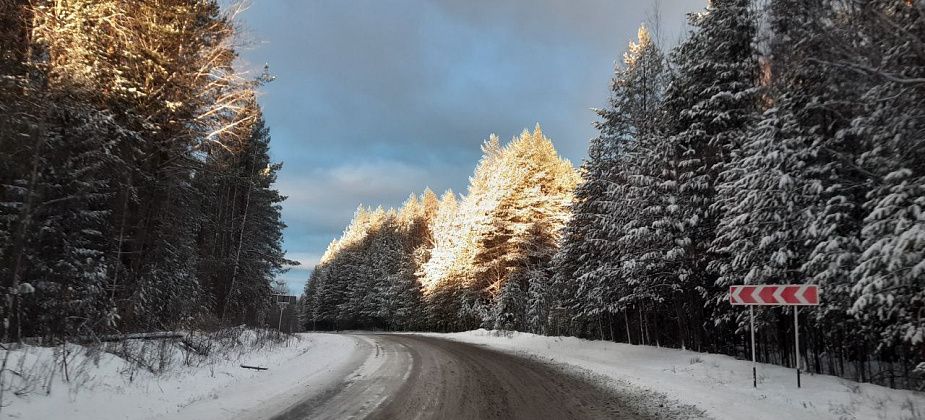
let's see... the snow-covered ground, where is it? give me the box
[6,330,922,420]
[416,330,924,420]
[1,332,363,420]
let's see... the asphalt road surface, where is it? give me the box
[271,334,656,420]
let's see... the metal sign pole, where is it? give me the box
[794,306,800,388]
[729,284,818,389]
[750,305,756,388]
[278,305,284,333]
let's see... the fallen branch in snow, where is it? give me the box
[239,365,268,371]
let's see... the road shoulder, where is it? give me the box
[411,330,925,420]
[176,333,371,420]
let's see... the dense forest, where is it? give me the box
[0,0,292,343]
[303,0,925,390]
[304,128,578,333]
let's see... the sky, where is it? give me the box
[232,0,703,295]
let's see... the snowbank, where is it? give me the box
[1,332,363,420]
[417,330,924,420]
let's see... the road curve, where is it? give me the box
[271,334,652,420]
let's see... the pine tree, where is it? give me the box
[21,0,261,333]
[710,0,824,335]
[419,190,459,290]
[1,1,293,341]
[205,107,292,325]
[641,0,759,349]
[467,127,577,328]
[555,25,669,341]
[847,0,925,367]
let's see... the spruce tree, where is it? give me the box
[848,0,925,367]
[643,0,759,349]
[559,25,668,340]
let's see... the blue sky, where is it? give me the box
[232,0,702,295]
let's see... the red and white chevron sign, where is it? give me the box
[729,285,819,306]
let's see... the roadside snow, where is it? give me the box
[417,330,924,420]
[1,333,364,420]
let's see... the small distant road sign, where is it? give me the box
[274,295,297,305]
[729,284,821,389]
[729,285,819,306]
[272,295,297,333]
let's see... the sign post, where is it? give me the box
[272,295,297,331]
[273,294,297,347]
[750,305,756,388]
[729,284,820,388]
[794,306,800,388]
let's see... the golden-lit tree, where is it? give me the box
[0,0,289,340]
[302,126,576,331]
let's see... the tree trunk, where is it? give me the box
[6,124,45,343]
[597,315,604,341]
[624,310,632,345]
[638,306,646,346]
[221,178,253,324]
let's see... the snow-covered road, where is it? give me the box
[271,334,670,420]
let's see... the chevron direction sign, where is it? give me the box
[730,284,820,389]
[729,285,819,306]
